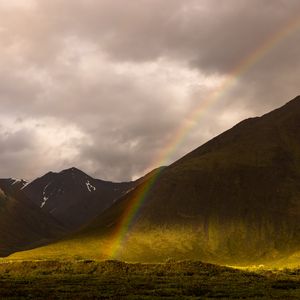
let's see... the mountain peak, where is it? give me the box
[60,167,89,177]
[22,166,138,230]
[62,167,80,172]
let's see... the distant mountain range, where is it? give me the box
[0,168,138,256]
[4,95,300,266]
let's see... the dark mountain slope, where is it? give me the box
[0,178,28,198]
[0,189,65,257]
[81,95,300,263]
[23,167,137,230]
[153,96,300,222]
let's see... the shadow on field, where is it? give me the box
[0,259,300,299]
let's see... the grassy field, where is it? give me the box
[1,259,300,299]
[9,226,295,266]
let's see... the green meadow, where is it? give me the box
[2,259,300,299]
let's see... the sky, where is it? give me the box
[0,0,299,182]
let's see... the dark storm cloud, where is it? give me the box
[30,0,300,72]
[0,0,299,181]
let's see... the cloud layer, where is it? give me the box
[0,0,299,181]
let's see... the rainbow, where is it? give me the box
[107,13,300,258]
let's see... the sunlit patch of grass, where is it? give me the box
[8,226,210,263]
[8,224,300,268]
[8,236,111,261]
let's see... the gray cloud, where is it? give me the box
[0,0,299,181]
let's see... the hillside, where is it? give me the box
[0,189,65,257]
[10,96,300,266]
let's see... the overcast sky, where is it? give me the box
[0,0,299,181]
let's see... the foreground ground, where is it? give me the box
[1,260,300,299]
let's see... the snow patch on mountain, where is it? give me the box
[41,182,52,208]
[124,187,135,195]
[21,182,30,190]
[11,178,27,187]
[86,180,96,192]
[41,196,48,208]
[11,178,21,185]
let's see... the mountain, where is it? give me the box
[0,188,65,257]
[10,95,300,266]
[0,178,28,197]
[23,167,137,230]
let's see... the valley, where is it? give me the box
[1,1,299,298]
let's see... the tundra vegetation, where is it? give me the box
[1,259,300,299]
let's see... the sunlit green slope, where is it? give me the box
[9,96,300,266]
